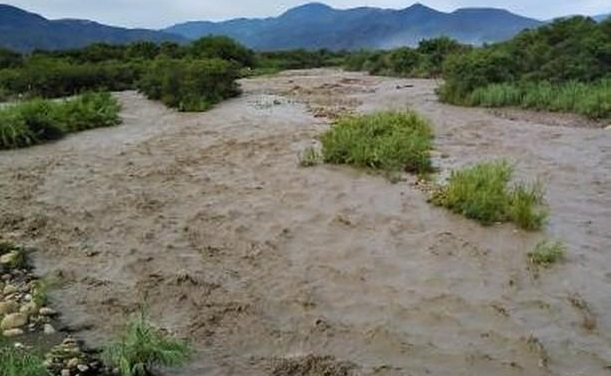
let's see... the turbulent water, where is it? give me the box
[1,69,610,376]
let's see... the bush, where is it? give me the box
[321,111,434,175]
[138,58,241,112]
[0,92,121,149]
[528,240,566,266]
[103,313,192,376]
[0,345,49,376]
[430,160,547,230]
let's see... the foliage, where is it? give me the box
[440,16,611,117]
[0,344,49,376]
[190,36,255,67]
[528,240,566,266]
[255,48,346,73]
[321,111,434,175]
[0,92,121,149]
[298,146,322,167]
[430,160,547,230]
[138,58,241,112]
[103,313,193,376]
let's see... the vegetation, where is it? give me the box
[440,17,611,118]
[430,160,547,230]
[298,146,323,167]
[103,313,193,376]
[321,111,434,175]
[529,240,567,267]
[0,92,120,149]
[0,241,27,269]
[0,344,49,376]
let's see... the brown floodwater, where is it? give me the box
[0,69,610,375]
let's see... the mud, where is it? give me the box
[1,69,610,375]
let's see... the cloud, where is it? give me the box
[5,0,610,28]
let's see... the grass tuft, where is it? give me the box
[103,312,193,376]
[321,111,434,175]
[0,344,49,376]
[298,146,322,167]
[528,240,566,267]
[431,160,547,230]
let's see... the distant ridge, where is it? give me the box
[0,4,184,52]
[164,2,544,50]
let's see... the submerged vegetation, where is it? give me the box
[321,111,434,175]
[529,240,567,267]
[430,160,548,230]
[0,92,120,149]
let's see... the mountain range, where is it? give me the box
[0,4,183,52]
[0,3,608,52]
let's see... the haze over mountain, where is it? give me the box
[0,4,183,52]
[164,2,543,50]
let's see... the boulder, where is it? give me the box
[0,301,19,315]
[1,312,28,330]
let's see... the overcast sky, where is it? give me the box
[4,0,609,29]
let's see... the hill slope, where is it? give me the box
[0,4,184,52]
[165,2,543,50]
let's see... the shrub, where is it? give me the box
[0,92,121,150]
[321,111,434,175]
[528,240,566,266]
[0,345,49,376]
[103,313,193,376]
[138,58,241,112]
[430,160,547,230]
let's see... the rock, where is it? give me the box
[61,369,71,376]
[43,323,57,334]
[67,357,80,368]
[3,284,18,295]
[2,328,24,337]
[76,364,89,372]
[39,307,58,316]
[0,301,19,315]
[605,124,611,130]
[1,313,28,330]
[19,301,39,315]
[0,251,19,265]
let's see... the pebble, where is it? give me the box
[1,312,28,330]
[3,284,18,295]
[0,251,19,265]
[43,323,57,334]
[67,357,80,368]
[19,301,39,315]
[0,301,18,315]
[39,307,58,316]
[61,370,71,376]
[2,328,24,337]
[76,364,89,372]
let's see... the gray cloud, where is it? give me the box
[4,0,610,28]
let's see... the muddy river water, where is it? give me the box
[1,69,610,375]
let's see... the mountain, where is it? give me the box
[594,13,610,22]
[0,4,184,52]
[164,2,544,50]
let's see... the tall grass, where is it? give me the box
[467,79,611,119]
[321,111,434,175]
[103,313,193,376]
[0,92,121,150]
[0,344,49,376]
[431,160,547,230]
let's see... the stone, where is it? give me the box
[0,251,19,265]
[0,301,18,315]
[2,328,24,337]
[67,358,80,368]
[76,365,89,372]
[0,313,28,330]
[43,323,57,334]
[19,301,39,315]
[3,284,18,295]
[39,307,58,316]
[61,370,71,376]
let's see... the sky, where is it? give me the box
[4,0,609,29]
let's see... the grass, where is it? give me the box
[0,92,121,150]
[0,344,49,376]
[467,79,611,119]
[103,312,193,376]
[321,111,434,175]
[430,160,548,230]
[298,146,322,167]
[0,241,28,270]
[529,240,566,267]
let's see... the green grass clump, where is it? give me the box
[466,79,611,119]
[528,240,566,266]
[0,241,28,270]
[0,344,49,376]
[103,313,193,376]
[0,92,121,150]
[321,111,434,175]
[298,147,322,167]
[431,160,547,230]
